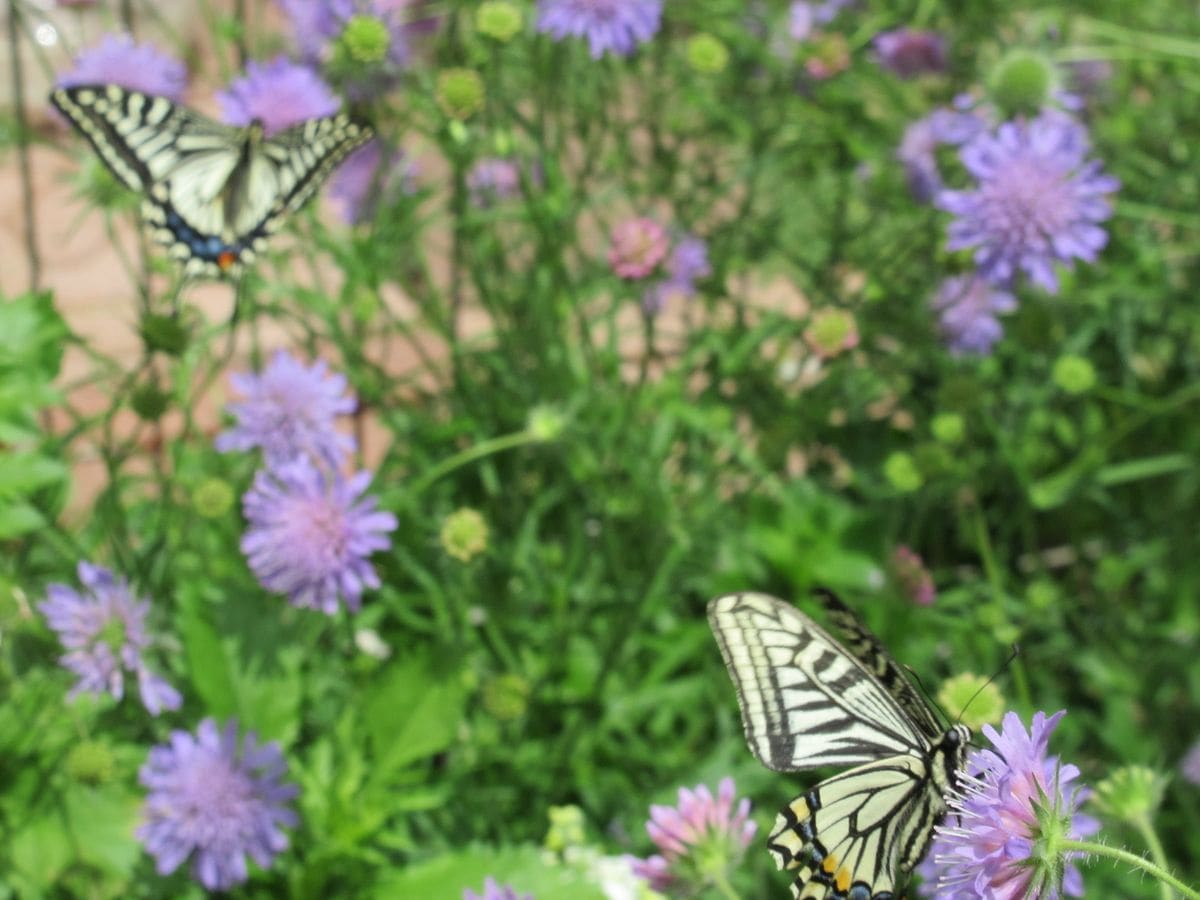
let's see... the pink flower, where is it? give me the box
[892,544,936,606]
[630,777,756,893]
[608,217,669,280]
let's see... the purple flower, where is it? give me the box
[329,138,418,224]
[241,458,397,614]
[217,57,340,137]
[536,0,663,59]
[873,28,946,78]
[39,562,181,716]
[1182,737,1200,786]
[609,217,669,280]
[463,877,533,900]
[630,777,756,893]
[137,718,299,891]
[892,545,936,606]
[667,235,711,287]
[215,349,357,469]
[56,33,187,101]
[788,0,853,42]
[467,157,531,207]
[921,710,1099,899]
[931,274,1017,355]
[938,110,1119,293]
[897,106,989,202]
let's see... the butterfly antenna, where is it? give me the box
[956,644,1020,728]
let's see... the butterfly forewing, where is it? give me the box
[707,591,971,899]
[50,84,373,278]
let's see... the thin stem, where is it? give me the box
[709,870,742,900]
[1061,838,1200,900]
[8,0,41,291]
[1131,816,1174,900]
[409,430,545,495]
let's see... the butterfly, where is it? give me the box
[707,589,971,900]
[50,84,373,278]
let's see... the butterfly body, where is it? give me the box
[50,84,373,278]
[707,591,970,899]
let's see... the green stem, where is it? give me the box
[708,870,742,900]
[1131,816,1175,900]
[1061,838,1200,900]
[410,429,544,494]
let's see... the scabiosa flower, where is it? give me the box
[215,349,357,469]
[138,718,299,891]
[277,0,435,82]
[463,878,532,900]
[873,28,946,78]
[931,274,1017,355]
[328,139,418,224]
[630,777,756,893]
[241,458,397,615]
[56,33,187,101]
[217,57,340,137]
[536,0,663,59]
[921,710,1099,899]
[609,217,670,280]
[938,110,1119,293]
[39,562,181,716]
[897,106,989,202]
[788,0,853,43]
[891,544,936,606]
[667,235,711,289]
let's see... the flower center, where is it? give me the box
[981,156,1072,245]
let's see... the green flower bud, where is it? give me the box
[192,478,235,519]
[545,804,587,853]
[1092,765,1166,824]
[686,34,729,74]
[476,1,523,43]
[1052,355,1097,394]
[989,50,1056,117]
[883,451,923,493]
[440,508,489,562]
[130,383,170,421]
[140,313,190,357]
[482,672,530,721]
[527,405,566,442]
[931,412,965,445]
[340,15,391,65]
[436,68,485,120]
[937,672,1005,730]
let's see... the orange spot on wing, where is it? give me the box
[836,866,851,892]
[217,250,238,271]
[822,853,839,874]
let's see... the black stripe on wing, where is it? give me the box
[813,589,944,741]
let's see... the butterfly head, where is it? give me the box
[935,724,973,793]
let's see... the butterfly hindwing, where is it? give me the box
[50,84,373,278]
[707,591,971,899]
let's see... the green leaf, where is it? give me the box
[0,501,45,538]
[373,846,606,900]
[0,453,67,496]
[178,600,238,719]
[363,652,466,776]
[63,785,141,877]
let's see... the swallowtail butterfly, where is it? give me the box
[50,84,372,278]
[708,590,970,899]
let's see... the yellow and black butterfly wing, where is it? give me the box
[50,84,372,277]
[768,755,949,899]
[707,591,971,899]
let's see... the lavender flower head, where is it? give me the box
[609,217,670,280]
[329,138,418,224]
[897,106,989,203]
[215,349,357,469]
[874,29,947,78]
[788,0,853,42]
[463,877,533,900]
[921,710,1099,899]
[932,274,1017,356]
[467,157,533,207]
[217,57,340,137]
[643,234,711,314]
[536,0,663,59]
[138,718,299,891]
[277,0,433,77]
[938,110,1119,293]
[241,458,397,615]
[39,562,181,715]
[1181,737,1200,786]
[630,777,757,893]
[56,33,187,101]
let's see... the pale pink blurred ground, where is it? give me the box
[1,4,813,521]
